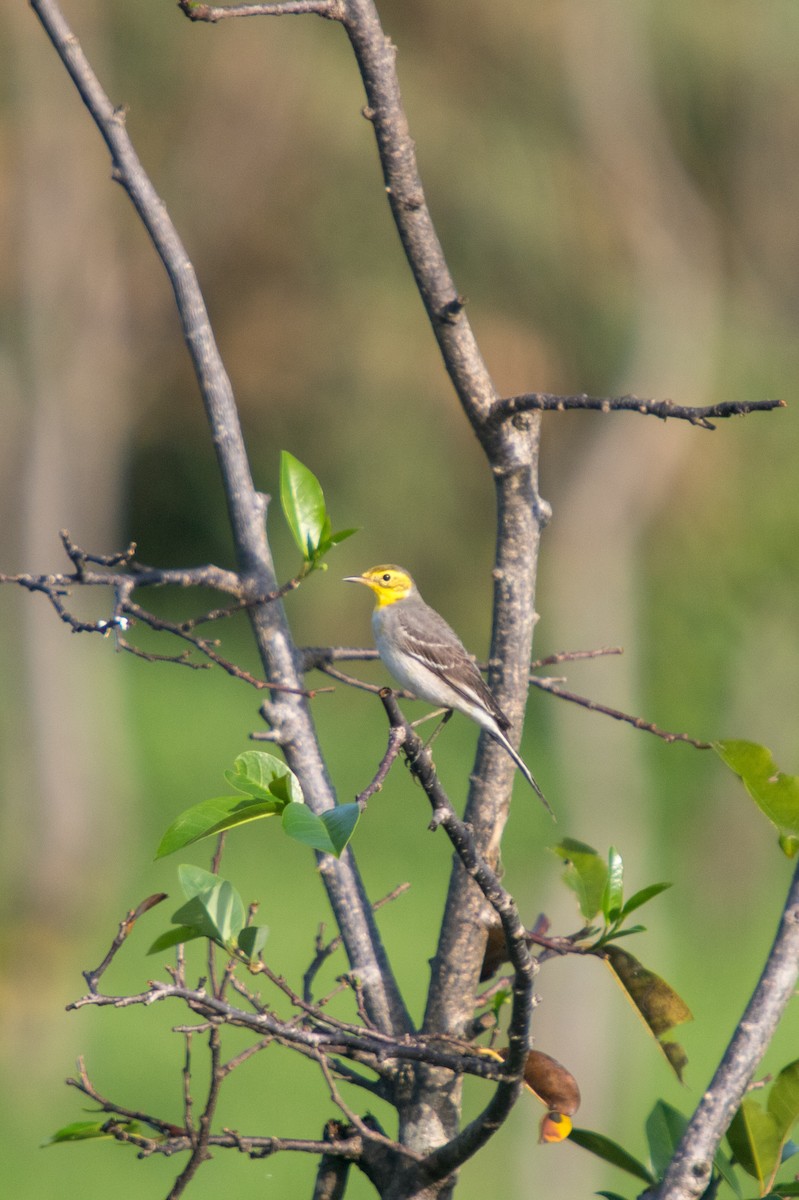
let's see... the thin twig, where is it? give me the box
[377,691,535,1182]
[82,894,168,993]
[355,726,406,805]
[303,883,411,1004]
[67,980,508,1083]
[530,646,623,668]
[491,392,786,431]
[314,1051,424,1162]
[531,677,712,748]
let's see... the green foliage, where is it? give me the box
[279,450,357,574]
[714,742,799,856]
[156,750,359,860]
[551,837,610,921]
[573,1101,741,1197]
[552,838,671,944]
[572,1078,799,1200]
[156,751,300,858]
[568,1127,655,1185]
[727,1061,799,1196]
[148,864,267,961]
[281,800,361,857]
[43,1119,142,1146]
[552,841,689,1078]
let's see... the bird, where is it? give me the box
[344,565,552,815]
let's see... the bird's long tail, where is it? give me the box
[490,729,555,819]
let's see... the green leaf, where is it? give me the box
[156,795,283,858]
[768,1060,799,1140]
[147,925,207,955]
[328,528,359,546]
[281,801,360,857]
[171,880,245,949]
[646,1101,687,1178]
[729,1061,799,1193]
[620,882,672,920]
[601,945,693,1081]
[280,451,327,561]
[224,751,303,805]
[602,846,624,923]
[43,1120,139,1146]
[595,1193,631,1200]
[714,741,799,848]
[728,1096,783,1190]
[282,803,336,854]
[552,838,608,921]
[320,802,361,855]
[747,1185,799,1196]
[490,987,512,1017]
[237,925,269,961]
[714,1142,744,1198]
[178,863,221,899]
[568,1127,655,1184]
[600,925,647,943]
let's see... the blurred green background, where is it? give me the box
[2,1,799,1196]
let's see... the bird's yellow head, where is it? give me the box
[343,565,416,607]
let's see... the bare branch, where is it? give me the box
[82,894,168,993]
[650,856,799,1200]
[166,1027,223,1197]
[355,726,406,805]
[179,0,341,21]
[492,391,787,431]
[303,883,411,1004]
[67,979,509,1084]
[377,692,536,1180]
[531,677,712,748]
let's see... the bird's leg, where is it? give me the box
[411,708,453,751]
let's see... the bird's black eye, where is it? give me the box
[382,573,391,582]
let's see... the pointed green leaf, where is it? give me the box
[568,1127,655,1184]
[714,742,799,847]
[280,451,327,561]
[321,802,361,855]
[178,864,221,899]
[601,925,647,943]
[551,838,608,921]
[157,795,285,859]
[43,1119,140,1146]
[171,880,245,948]
[225,751,303,805]
[728,1096,782,1189]
[602,847,624,923]
[282,802,337,854]
[620,882,672,920]
[147,925,207,955]
[237,925,269,961]
[768,1060,799,1141]
[329,528,359,546]
[714,1143,744,1198]
[646,1101,687,1178]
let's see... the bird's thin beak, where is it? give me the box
[343,575,369,585]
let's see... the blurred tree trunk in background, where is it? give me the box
[4,2,136,929]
